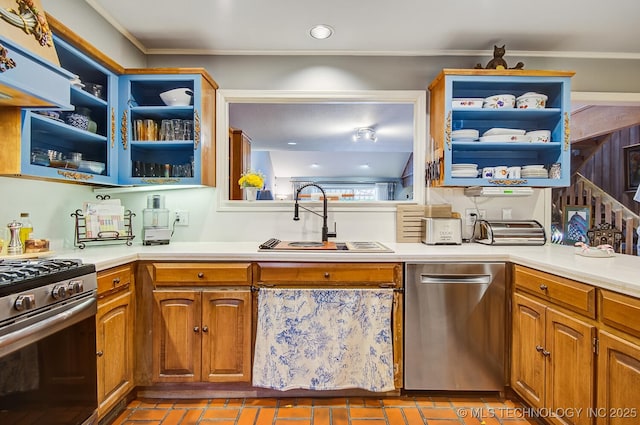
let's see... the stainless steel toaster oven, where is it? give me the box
[473,220,546,245]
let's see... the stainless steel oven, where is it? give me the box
[0,259,98,425]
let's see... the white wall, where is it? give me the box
[2,9,636,246]
[42,0,146,68]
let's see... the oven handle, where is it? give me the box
[0,296,96,355]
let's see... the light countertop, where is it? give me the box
[53,242,640,298]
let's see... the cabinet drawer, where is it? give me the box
[513,265,595,318]
[97,264,134,296]
[600,289,640,339]
[256,262,401,286]
[153,263,251,286]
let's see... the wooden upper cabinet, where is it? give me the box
[427,69,573,187]
[229,127,252,200]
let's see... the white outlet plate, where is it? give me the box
[464,208,486,225]
[175,210,189,226]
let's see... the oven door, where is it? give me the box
[0,295,98,425]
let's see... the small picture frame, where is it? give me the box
[623,143,640,192]
[563,206,592,245]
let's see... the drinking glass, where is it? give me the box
[144,119,157,141]
[171,119,183,140]
[134,119,145,141]
[160,120,173,141]
[182,120,193,140]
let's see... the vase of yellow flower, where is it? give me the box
[238,170,264,201]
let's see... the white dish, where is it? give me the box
[517,92,548,109]
[522,164,545,169]
[452,98,484,109]
[575,246,615,258]
[451,170,479,178]
[483,94,515,109]
[452,137,479,142]
[159,87,193,106]
[483,128,526,137]
[452,129,479,139]
[452,163,478,169]
[526,130,551,143]
[479,135,531,143]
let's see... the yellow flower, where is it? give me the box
[238,170,264,188]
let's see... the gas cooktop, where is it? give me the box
[0,258,96,296]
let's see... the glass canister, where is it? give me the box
[550,163,561,179]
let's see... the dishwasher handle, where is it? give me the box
[420,274,492,285]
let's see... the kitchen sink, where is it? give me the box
[259,239,393,252]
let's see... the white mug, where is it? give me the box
[507,166,521,179]
[494,166,508,179]
[482,167,494,178]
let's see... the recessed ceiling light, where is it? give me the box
[311,163,320,168]
[287,141,297,145]
[309,24,334,40]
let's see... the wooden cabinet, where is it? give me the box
[596,332,640,425]
[151,263,252,383]
[229,127,252,200]
[428,69,573,187]
[596,290,640,425]
[118,69,218,186]
[0,30,72,108]
[512,266,596,425]
[254,262,403,389]
[96,264,135,419]
[1,33,119,185]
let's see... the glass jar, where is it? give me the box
[549,163,561,179]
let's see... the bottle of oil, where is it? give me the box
[19,212,33,247]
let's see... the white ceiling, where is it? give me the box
[87,0,640,59]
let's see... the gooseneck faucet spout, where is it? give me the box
[293,183,337,242]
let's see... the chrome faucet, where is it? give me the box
[293,183,337,242]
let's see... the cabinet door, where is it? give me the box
[96,290,134,418]
[512,293,547,408]
[545,308,595,425]
[597,331,640,425]
[201,290,252,382]
[229,128,252,200]
[152,290,202,382]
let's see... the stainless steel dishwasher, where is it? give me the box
[404,262,506,391]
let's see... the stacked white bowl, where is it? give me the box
[451,163,479,178]
[521,165,548,178]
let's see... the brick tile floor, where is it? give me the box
[110,396,543,425]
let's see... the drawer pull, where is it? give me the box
[324,272,330,278]
[202,326,209,333]
[542,349,551,357]
[197,272,205,278]
[96,351,104,357]
[536,345,544,353]
[193,326,200,333]
[539,284,548,291]
[112,277,120,286]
